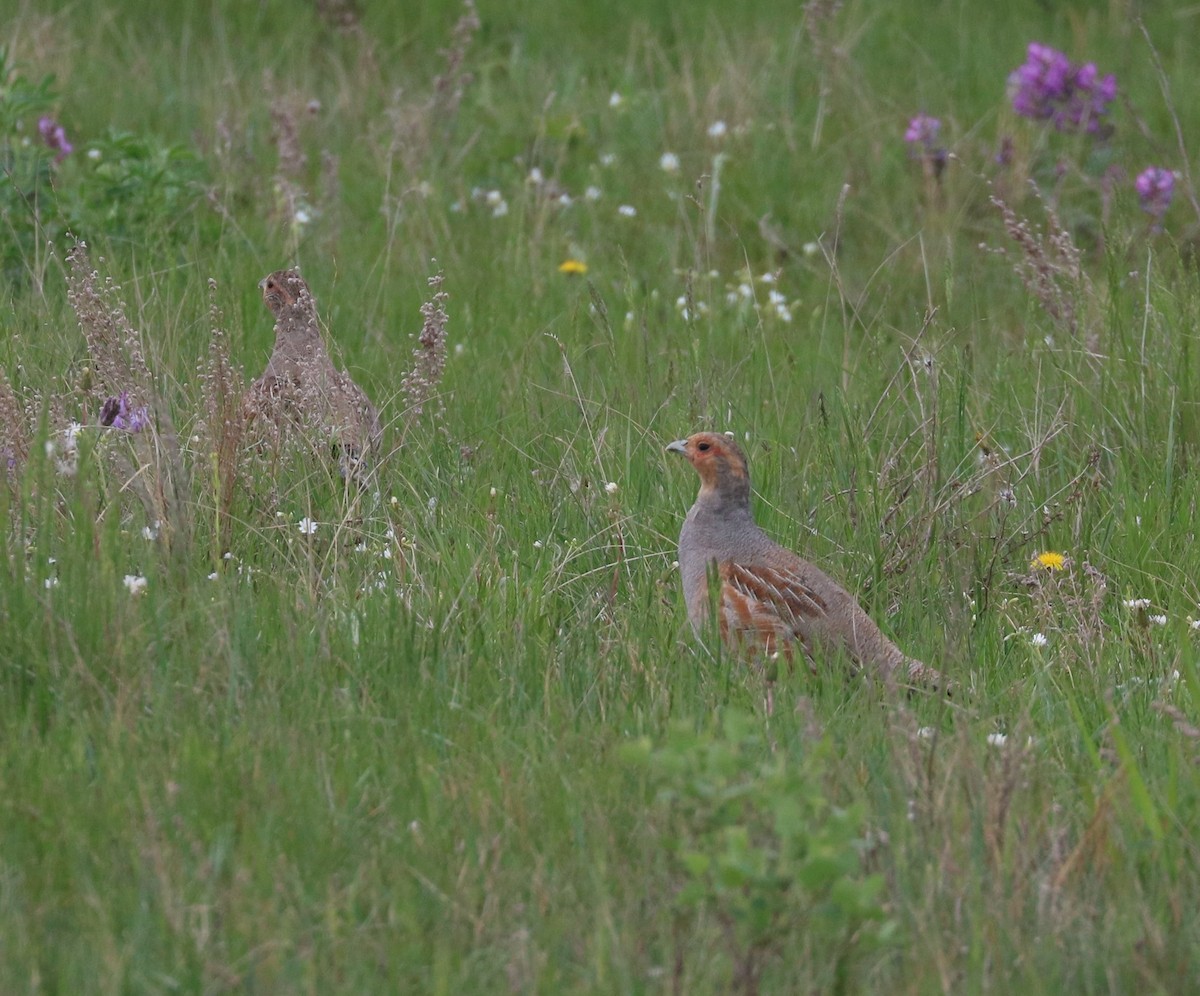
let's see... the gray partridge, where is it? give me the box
[244,269,381,477]
[667,432,946,691]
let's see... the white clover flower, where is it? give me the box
[986,732,1008,747]
[123,574,148,596]
[491,199,509,217]
[527,167,544,185]
[485,189,503,206]
[802,241,820,256]
[293,207,312,226]
[618,204,637,217]
[87,147,102,160]
[605,481,618,494]
[584,185,602,201]
[659,152,680,173]
[557,193,572,207]
[1123,598,1151,609]
[1031,632,1049,647]
[707,120,728,139]
[758,272,776,284]
[298,517,318,535]
[599,152,617,167]
[775,305,792,323]
[608,92,623,108]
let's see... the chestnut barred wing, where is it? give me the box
[716,560,829,656]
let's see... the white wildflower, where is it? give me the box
[659,152,680,173]
[618,204,637,217]
[707,120,728,139]
[604,481,618,494]
[584,185,602,201]
[986,732,1008,747]
[600,152,617,167]
[491,199,509,217]
[297,517,318,535]
[1031,632,1048,647]
[207,572,218,581]
[44,577,59,590]
[608,92,623,108]
[1123,598,1151,609]
[123,574,148,596]
[1150,614,1168,626]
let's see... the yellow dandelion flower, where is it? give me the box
[1031,551,1066,571]
[558,259,588,276]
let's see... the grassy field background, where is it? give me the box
[4,0,1200,991]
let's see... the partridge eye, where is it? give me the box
[697,442,711,451]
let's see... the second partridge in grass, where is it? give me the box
[244,268,381,478]
[667,432,946,691]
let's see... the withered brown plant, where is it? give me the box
[0,367,28,479]
[988,182,1100,351]
[400,268,449,429]
[198,278,245,555]
[64,242,189,549]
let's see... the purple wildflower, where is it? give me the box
[1008,43,1116,135]
[904,114,941,149]
[37,116,74,162]
[1135,167,1175,219]
[904,113,947,179]
[99,392,150,432]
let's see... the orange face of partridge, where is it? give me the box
[259,269,306,317]
[665,432,750,499]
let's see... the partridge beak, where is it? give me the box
[258,277,268,291]
[665,439,688,455]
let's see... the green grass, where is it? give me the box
[4,0,1200,991]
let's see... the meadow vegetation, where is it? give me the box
[3,0,1200,991]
